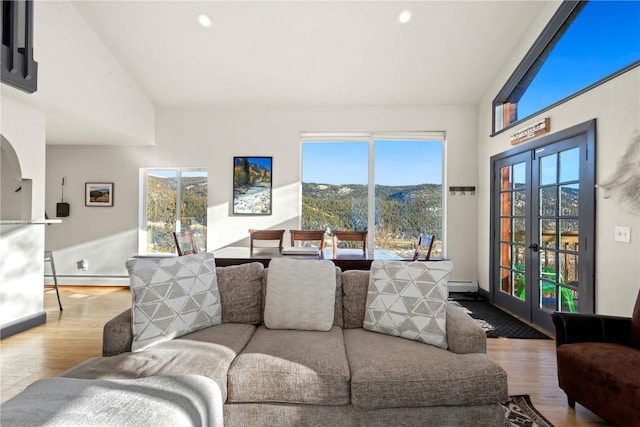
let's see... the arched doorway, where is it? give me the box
[1,135,32,220]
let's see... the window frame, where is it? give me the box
[138,167,208,255]
[492,0,640,136]
[299,131,446,257]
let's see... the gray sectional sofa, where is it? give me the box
[2,259,509,426]
[56,261,508,426]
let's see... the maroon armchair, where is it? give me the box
[551,288,640,426]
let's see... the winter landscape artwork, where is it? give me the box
[233,157,272,215]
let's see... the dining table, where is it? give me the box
[212,246,406,270]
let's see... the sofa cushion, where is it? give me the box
[343,328,508,411]
[363,260,453,349]
[264,258,336,331]
[62,323,256,401]
[261,266,344,328]
[216,262,263,324]
[126,253,222,352]
[0,375,223,427]
[227,325,350,405]
[342,270,369,329]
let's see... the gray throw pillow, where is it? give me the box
[126,253,221,352]
[264,258,336,331]
[363,260,453,349]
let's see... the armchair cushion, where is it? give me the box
[556,342,640,425]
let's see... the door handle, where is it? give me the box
[529,243,539,252]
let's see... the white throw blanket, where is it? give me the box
[0,375,223,426]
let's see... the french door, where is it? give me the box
[490,121,595,332]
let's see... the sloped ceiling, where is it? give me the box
[3,1,552,146]
[72,1,549,108]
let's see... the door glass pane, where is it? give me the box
[513,245,525,270]
[560,219,579,251]
[560,184,579,216]
[513,163,526,189]
[559,148,580,182]
[500,243,511,268]
[540,219,557,248]
[374,140,443,257]
[500,218,511,241]
[540,153,557,185]
[513,271,525,300]
[513,218,525,244]
[501,166,512,190]
[146,170,177,253]
[500,267,512,293]
[180,170,208,252]
[540,250,556,279]
[539,187,557,216]
[512,190,525,216]
[540,280,557,312]
[560,287,578,312]
[560,253,579,284]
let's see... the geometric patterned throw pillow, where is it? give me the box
[363,260,453,349]
[125,253,221,352]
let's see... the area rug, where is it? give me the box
[449,300,551,339]
[502,395,555,427]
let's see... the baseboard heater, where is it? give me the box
[448,280,479,293]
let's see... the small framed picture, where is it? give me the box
[85,182,114,207]
[233,157,272,215]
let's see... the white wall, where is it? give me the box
[476,3,640,316]
[45,105,480,283]
[33,1,155,147]
[0,94,47,327]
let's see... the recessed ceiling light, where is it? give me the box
[197,13,212,28]
[398,9,412,24]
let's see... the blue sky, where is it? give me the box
[235,157,272,171]
[518,0,640,119]
[302,140,443,186]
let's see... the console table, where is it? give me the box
[212,246,404,270]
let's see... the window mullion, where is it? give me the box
[367,137,376,252]
[176,171,183,232]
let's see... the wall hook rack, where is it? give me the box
[449,186,476,196]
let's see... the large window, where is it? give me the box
[301,132,444,258]
[140,168,207,254]
[493,0,640,134]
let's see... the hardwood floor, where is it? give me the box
[1,286,610,426]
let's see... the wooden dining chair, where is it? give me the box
[173,231,198,256]
[249,229,285,254]
[412,234,435,261]
[290,230,326,251]
[332,230,367,256]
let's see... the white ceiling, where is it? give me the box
[71,1,549,109]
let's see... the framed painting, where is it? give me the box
[85,182,114,207]
[233,156,272,215]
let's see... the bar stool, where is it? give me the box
[44,251,63,311]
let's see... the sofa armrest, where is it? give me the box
[551,311,631,347]
[102,309,133,356]
[446,303,486,354]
